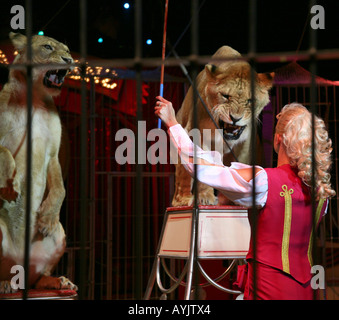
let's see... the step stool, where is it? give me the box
[144,205,251,300]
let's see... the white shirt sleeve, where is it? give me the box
[168,124,268,208]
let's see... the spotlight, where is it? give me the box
[146,39,152,45]
[98,37,103,43]
[124,3,130,9]
[38,31,44,35]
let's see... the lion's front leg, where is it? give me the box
[172,162,217,207]
[196,182,217,206]
[37,156,65,236]
[172,163,194,206]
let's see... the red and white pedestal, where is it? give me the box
[144,205,251,300]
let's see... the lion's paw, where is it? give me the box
[37,210,59,237]
[35,275,78,291]
[197,191,217,206]
[172,192,217,207]
[171,194,194,207]
[59,276,78,291]
[0,280,18,294]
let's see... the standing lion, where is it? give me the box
[172,46,274,207]
[0,33,77,293]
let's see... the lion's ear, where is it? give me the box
[9,32,27,52]
[205,64,218,80]
[257,72,275,90]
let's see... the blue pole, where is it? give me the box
[157,83,164,128]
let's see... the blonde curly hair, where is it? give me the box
[275,103,336,200]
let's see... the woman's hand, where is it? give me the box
[154,96,179,128]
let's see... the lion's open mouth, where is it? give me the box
[219,120,246,140]
[43,69,69,89]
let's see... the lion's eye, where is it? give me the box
[221,94,230,100]
[44,44,53,50]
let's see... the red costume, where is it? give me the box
[168,124,328,300]
[243,164,327,300]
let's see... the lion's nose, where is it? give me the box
[230,114,242,124]
[62,57,73,64]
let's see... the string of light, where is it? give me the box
[0,51,118,91]
[68,59,118,90]
[0,49,9,64]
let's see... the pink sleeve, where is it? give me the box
[168,124,268,208]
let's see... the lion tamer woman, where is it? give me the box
[155,95,335,300]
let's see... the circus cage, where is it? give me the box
[0,0,338,300]
[53,63,339,300]
[32,60,339,300]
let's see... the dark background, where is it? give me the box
[1,0,339,79]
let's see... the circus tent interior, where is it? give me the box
[0,0,339,302]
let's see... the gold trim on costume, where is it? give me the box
[307,199,326,266]
[280,184,294,274]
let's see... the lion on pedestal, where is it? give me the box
[172,46,274,207]
[0,33,77,293]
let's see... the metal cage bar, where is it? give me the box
[79,0,89,300]
[23,0,33,300]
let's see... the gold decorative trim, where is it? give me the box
[308,199,326,266]
[280,184,294,274]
